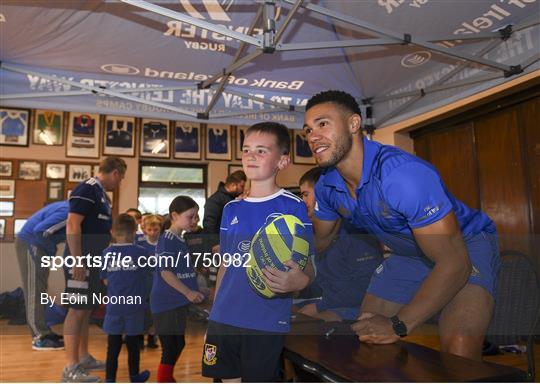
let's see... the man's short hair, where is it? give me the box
[246,122,291,155]
[99,157,127,175]
[299,167,322,187]
[306,90,362,117]
[125,208,142,220]
[112,213,137,235]
[226,170,247,185]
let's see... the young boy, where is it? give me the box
[202,122,315,382]
[138,214,163,348]
[101,214,150,383]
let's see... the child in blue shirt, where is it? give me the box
[150,196,204,383]
[101,214,150,383]
[202,122,315,382]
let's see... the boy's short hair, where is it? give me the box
[142,214,163,228]
[169,195,199,215]
[99,157,127,176]
[306,90,362,117]
[226,170,247,185]
[125,208,142,220]
[112,213,137,235]
[299,167,323,187]
[246,122,290,155]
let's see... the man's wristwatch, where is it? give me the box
[390,315,408,337]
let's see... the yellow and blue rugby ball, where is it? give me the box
[246,214,310,298]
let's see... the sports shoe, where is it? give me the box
[61,364,100,382]
[47,332,64,341]
[130,370,150,383]
[32,335,65,350]
[80,354,106,371]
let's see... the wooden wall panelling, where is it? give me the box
[474,107,531,255]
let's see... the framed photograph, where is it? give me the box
[235,126,248,160]
[293,130,316,165]
[33,110,64,145]
[68,164,92,182]
[174,121,201,160]
[47,180,64,201]
[0,202,14,216]
[228,164,244,175]
[206,125,232,161]
[0,108,30,147]
[140,119,170,158]
[14,219,27,235]
[66,112,100,158]
[46,163,66,179]
[0,219,5,239]
[0,161,13,177]
[18,161,42,180]
[93,165,100,177]
[103,115,136,156]
[0,180,15,198]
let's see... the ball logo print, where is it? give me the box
[100,64,140,75]
[401,51,431,68]
[245,215,310,298]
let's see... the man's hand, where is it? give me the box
[262,260,309,294]
[186,290,205,304]
[72,266,87,281]
[351,313,400,344]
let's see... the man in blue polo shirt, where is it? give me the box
[16,200,68,350]
[303,90,499,361]
[61,157,127,383]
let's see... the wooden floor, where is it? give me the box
[0,320,536,382]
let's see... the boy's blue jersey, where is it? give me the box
[18,200,68,256]
[314,137,495,257]
[209,189,314,333]
[66,177,112,256]
[100,244,149,315]
[150,230,198,314]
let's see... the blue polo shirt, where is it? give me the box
[314,137,495,257]
[66,177,112,257]
[100,243,149,315]
[18,201,68,256]
[150,230,198,314]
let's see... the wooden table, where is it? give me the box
[284,315,526,382]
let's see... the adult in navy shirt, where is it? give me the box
[303,90,499,361]
[61,157,127,383]
[16,200,68,350]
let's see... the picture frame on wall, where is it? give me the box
[0,108,30,147]
[0,180,15,198]
[235,126,248,160]
[47,180,65,201]
[292,130,316,165]
[33,110,64,145]
[18,161,42,180]
[228,164,244,175]
[46,163,66,179]
[206,125,232,161]
[66,112,100,158]
[103,115,136,157]
[140,119,170,158]
[0,161,13,177]
[0,202,14,217]
[14,219,27,235]
[174,121,201,160]
[68,164,92,182]
[0,219,5,239]
[93,165,100,176]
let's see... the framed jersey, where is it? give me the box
[33,110,64,145]
[206,124,231,161]
[0,108,30,147]
[235,125,248,160]
[66,112,100,158]
[140,119,170,158]
[292,129,316,165]
[174,121,201,160]
[103,115,136,157]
